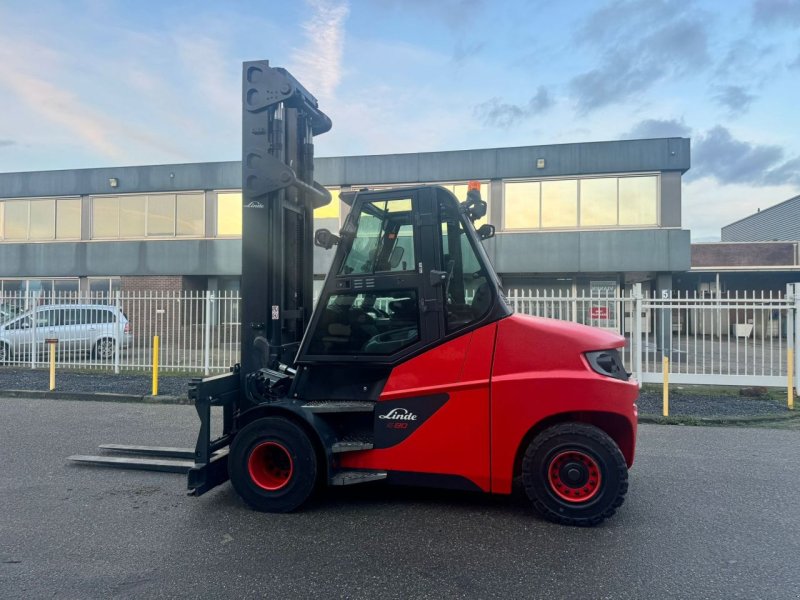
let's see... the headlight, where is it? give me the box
[585,349,630,381]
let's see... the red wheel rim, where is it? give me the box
[248,442,293,491]
[547,450,602,503]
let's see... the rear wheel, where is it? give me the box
[93,338,116,360]
[522,423,627,527]
[229,417,317,513]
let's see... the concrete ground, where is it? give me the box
[1,398,799,599]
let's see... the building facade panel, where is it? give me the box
[0,139,691,293]
[721,195,800,242]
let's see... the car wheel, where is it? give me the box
[229,417,317,513]
[0,343,9,364]
[522,422,628,527]
[93,338,116,360]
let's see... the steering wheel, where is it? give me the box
[362,327,418,353]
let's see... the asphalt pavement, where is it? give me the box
[1,397,799,599]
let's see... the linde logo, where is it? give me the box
[378,408,418,421]
[245,201,264,208]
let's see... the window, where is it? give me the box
[542,179,578,228]
[619,176,658,225]
[503,175,659,230]
[580,178,617,227]
[56,199,81,239]
[340,198,415,276]
[93,197,119,238]
[216,192,242,236]
[313,187,340,219]
[91,193,204,239]
[177,193,205,236]
[0,198,81,241]
[503,181,540,229]
[119,195,146,238]
[307,290,420,355]
[28,199,55,240]
[147,194,176,236]
[4,200,29,240]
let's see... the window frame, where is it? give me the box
[90,191,205,240]
[501,173,661,232]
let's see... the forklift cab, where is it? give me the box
[300,185,509,365]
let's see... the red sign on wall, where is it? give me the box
[590,306,608,320]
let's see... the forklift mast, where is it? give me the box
[240,60,332,381]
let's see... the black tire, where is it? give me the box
[0,343,9,364]
[93,338,116,360]
[522,423,628,527]
[229,416,317,513]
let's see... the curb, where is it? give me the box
[639,412,799,425]
[0,389,188,405]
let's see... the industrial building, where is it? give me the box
[682,194,800,296]
[0,138,691,327]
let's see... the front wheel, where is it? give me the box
[522,423,628,527]
[229,417,317,513]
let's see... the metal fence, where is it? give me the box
[508,285,798,387]
[2,286,799,387]
[0,291,240,374]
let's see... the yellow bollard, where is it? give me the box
[662,355,669,417]
[152,335,159,397]
[47,339,57,391]
[789,348,794,410]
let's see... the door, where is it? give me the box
[299,189,442,364]
[336,187,501,492]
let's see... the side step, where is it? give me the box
[331,470,387,486]
[302,400,375,414]
[331,439,373,453]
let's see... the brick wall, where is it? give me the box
[121,276,185,293]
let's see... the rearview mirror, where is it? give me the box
[477,224,495,240]
[314,228,340,249]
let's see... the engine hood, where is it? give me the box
[493,314,626,377]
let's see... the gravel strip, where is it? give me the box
[0,367,794,420]
[637,387,790,418]
[0,367,192,398]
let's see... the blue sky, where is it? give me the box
[0,0,799,240]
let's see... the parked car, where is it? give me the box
[0,303,22,324]
[0,304,132,363]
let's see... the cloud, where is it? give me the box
[622,118,692,139]
[690,126,800,186]
[715,38,775,78]
[291,0,350,101]
[474,86,553,128]
[570,1,710,112]
[753,0,800,26]
[790,51,800,70]
[0,139,15,147]
[452,40,486,66]
[712,85,757,116]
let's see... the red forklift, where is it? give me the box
[71,61,638,526]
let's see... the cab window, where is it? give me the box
[340,198,414,275]
[440,201,492,333]
[307,290,419,355]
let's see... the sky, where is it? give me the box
[0,0,799,241]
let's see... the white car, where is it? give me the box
[0,304,132,362]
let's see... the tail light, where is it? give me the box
[124,322,131,334]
